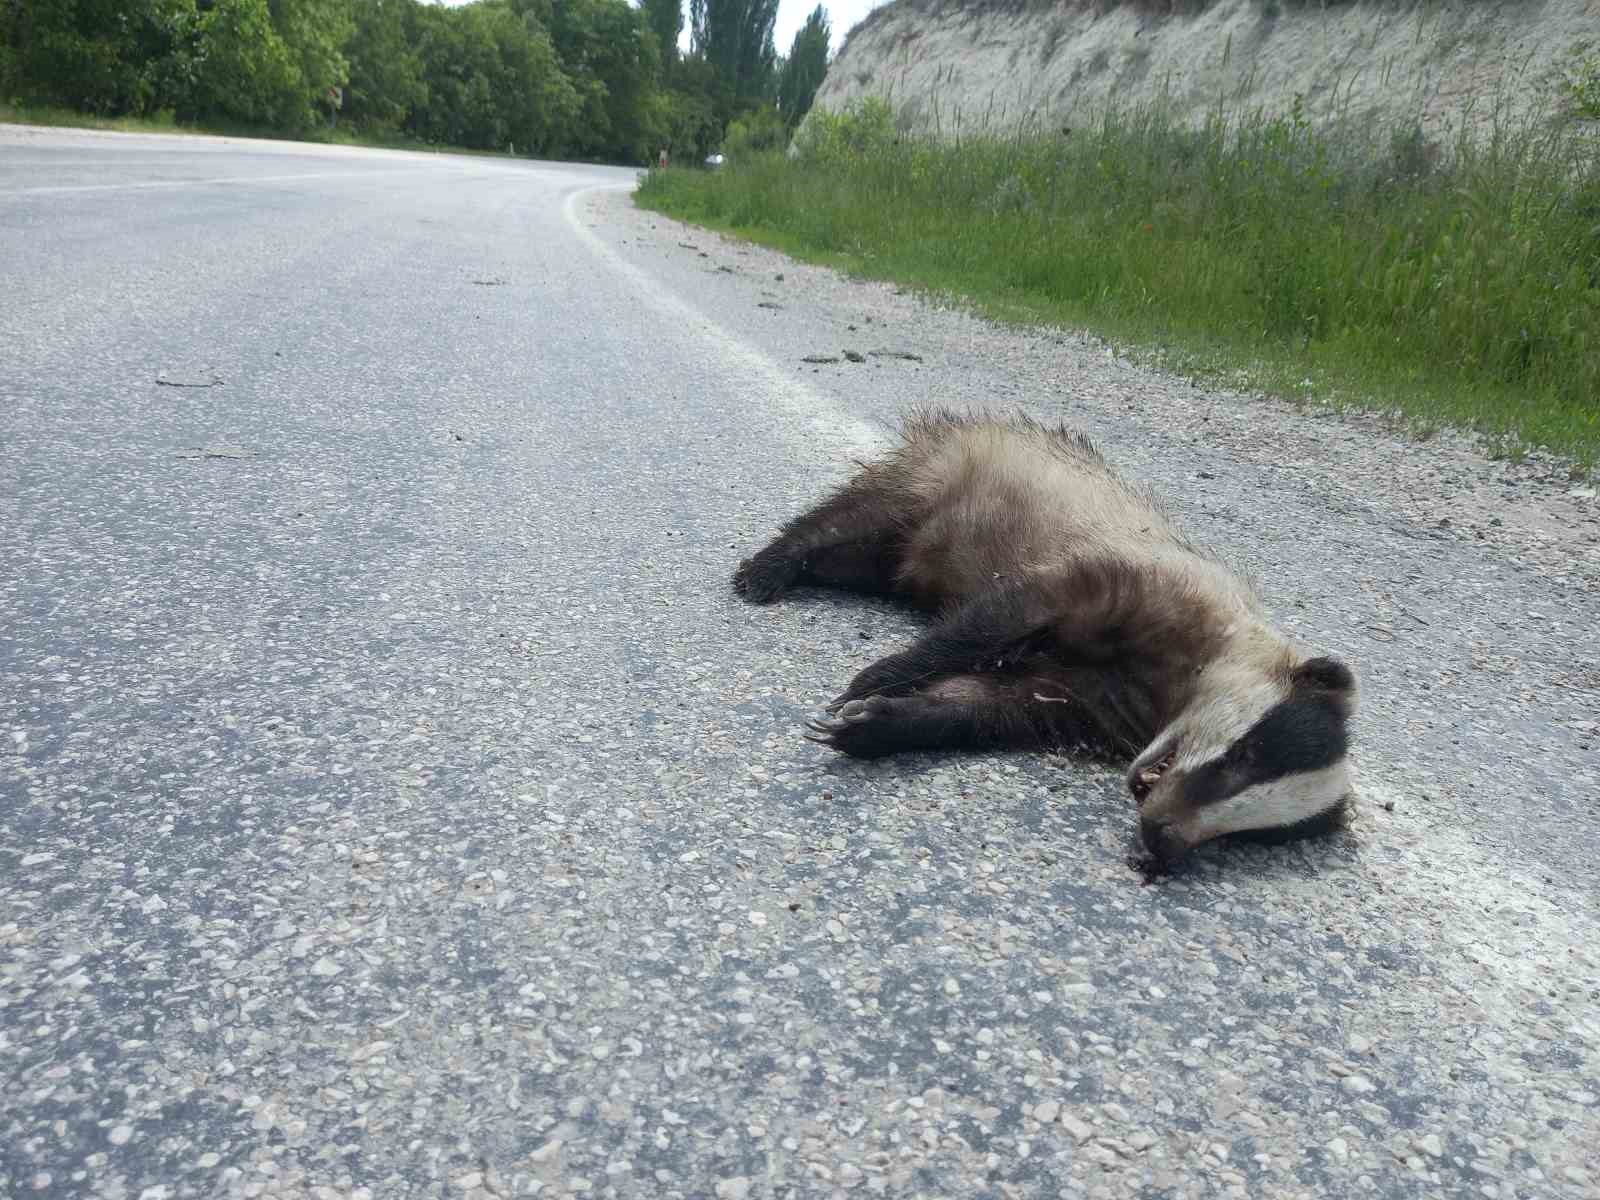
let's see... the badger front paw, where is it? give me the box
[805,698,897,757]
[805,695,948,758]
[733,548,801,604]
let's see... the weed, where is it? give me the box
[638,96,1600,472]
[1558,41,1600,121]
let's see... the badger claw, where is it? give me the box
[804,701,885,749]
[819,700,870,720]
[824,691,871,713]
[803,718,837,744]
[805,702,871,739]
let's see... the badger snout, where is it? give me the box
[1133,816,1192,876]
[1127,736,1193,876]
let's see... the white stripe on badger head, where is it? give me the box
[1187,761,1352,839]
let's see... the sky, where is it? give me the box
[432,0,890,56]
[771,0,886,55]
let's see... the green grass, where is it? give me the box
[0,100,519,159]
[636,98,1600,473]
[1,100,198,135]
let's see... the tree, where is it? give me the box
[267,0,353,124]
[408,0,579,154]
[639,0,679,76]
[660,50,721,160]
[5,0,196,114]
[701,0,775,103]
[0,0,752,160]
[344,0,426,132]
[189,0,303,125]
[776,4,826,128]
[546,0,660,160]
[496,4,582,154]
[0,3,15,97]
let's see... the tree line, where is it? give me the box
[0,0,833,164]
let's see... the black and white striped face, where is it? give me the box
[1128,657,1357,874]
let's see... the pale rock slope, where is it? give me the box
[814,0,1600,139]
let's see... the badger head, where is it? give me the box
[1127,654,1357,875]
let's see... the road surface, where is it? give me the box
[2,126,1597,1199]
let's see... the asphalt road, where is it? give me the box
[2,127,1596,1200]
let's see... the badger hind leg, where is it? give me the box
[733,474,907,604]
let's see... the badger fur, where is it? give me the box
[734,411,1357,874]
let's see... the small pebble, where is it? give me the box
[1060,1114,1094,1143]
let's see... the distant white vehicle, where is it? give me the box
[704,153,725,169]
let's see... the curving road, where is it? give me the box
[2,126,1596,1199]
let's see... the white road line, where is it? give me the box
[0,166,454,197]
[562,182,888,460]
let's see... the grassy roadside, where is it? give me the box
[636,99,1600,475]
[0,100,519,159]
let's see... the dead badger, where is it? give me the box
[734,411,1357,874]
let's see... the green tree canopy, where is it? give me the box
[0,0,761,164]
[268,0,352,119]
[776,4,827,128]
[547,0,661,159]
[699,0,776,104]
[639,0,680,76]
[408,0,580,153]
[5,0,193,114]
[344,0,427,132]
[189,0,304,126]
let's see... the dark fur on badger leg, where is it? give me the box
[807,671,1129,759]
[807,678,1044,758]
[814,581,1157,759]
[827,584,1052,710]
[733,475,908,604]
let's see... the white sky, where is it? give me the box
[430,0,888,56]
[772,0,886,55]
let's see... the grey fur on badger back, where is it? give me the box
[734,410,1357,874]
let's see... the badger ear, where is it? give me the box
[1294,656,1357,712]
